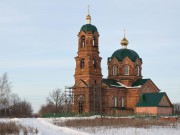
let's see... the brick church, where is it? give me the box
[72,12,173,115]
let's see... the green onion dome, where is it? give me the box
[110,48,140,62]
[80,24,98,33]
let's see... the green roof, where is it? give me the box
[131,79,150,87]
[136,92,166,107]
[109,48,141,62]
[102,78,123,88]
[80,24,98,33]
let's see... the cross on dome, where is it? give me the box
[86,5,91,24]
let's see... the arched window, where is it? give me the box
[119,97,124,108]
[78,95,84,114]
[113,97,117,107]
[124,65,129,75]
[93,58,96,69]
[94,80,96,86]
[81,36,85,47]
[93,37,96,46]
[80,59,85,68]
[112,65,118,75]
[136,66,139,76]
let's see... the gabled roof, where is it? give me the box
[136,92,170,107]
[102,78,123,88]
[131,79,149,87]
[74,79,88,88]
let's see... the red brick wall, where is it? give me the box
[135,107,173,115]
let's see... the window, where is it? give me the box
[136,66,139,76]
[113,97,117,107]
[93,58,96,69]
[78,95,84,114]
[119,97,124,108]
[94,80,96,88]
[81,36,85,47]
[93,37,95,46]
[112,65,117,75]
[80,59,85,68]
[124,65,129,75]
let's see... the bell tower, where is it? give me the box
[73,9,102,113]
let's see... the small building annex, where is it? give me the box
[135,92,172,115]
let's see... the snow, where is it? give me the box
[0,118,88,135]
[0,117,179,135]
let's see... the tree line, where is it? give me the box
[0,73,32,117]
[38,88,72,117]
[0,72,72,117]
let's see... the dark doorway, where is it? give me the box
[78,101,83,113]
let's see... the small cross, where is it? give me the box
[88,5,90,15]
[123,29,126,37]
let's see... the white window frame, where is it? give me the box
[124,65,129,75]
[113,97,117,107]
[93,36,95,46]
[136,66,139,76]
[112,65,118,76]
[120,97,124,108]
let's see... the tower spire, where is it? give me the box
[86,5,91,24]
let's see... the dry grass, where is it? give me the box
[0,122,19,134]
[0,122,38,134]
[54,117,178,129]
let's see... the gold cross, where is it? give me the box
[88,5,90,15]
[123,29,126,37]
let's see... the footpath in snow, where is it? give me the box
[7,118,88,135]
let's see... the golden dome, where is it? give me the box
[86,14,91,24]
[121,37,129,46]
[86,14,91,19]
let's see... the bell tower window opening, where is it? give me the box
[124,65,129,75]
[112,65,118,76]
[94,80,96,85]
[81,36,85,47]
[93,58,97,69]
[93,37,96,46]
[136,66,139,76]
[80,59,85,68]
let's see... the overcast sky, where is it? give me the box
[0,0,180,112]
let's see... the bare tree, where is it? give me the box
[0,73,11,116]
[38,104,55,117]
[9,93,20,106]
[8,93,20,116]
[0,73,33,117]
[8,99,33,117]
[46,89,65,113]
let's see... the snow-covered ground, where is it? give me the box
[0,117,179,135]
